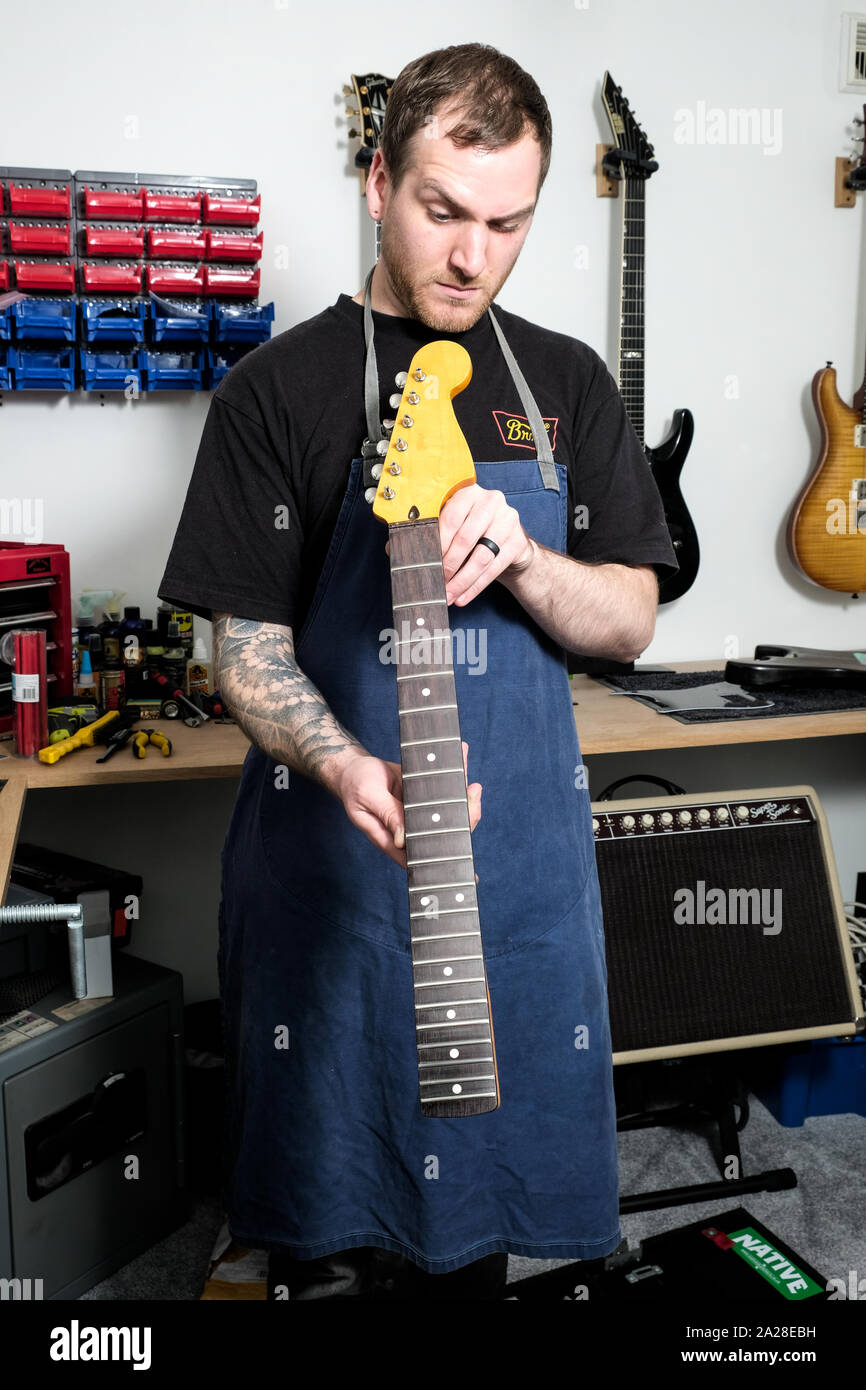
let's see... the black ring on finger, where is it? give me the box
[475,535,500,558]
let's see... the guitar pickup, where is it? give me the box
[854,425,866,448]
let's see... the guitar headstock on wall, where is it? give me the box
[601,71,659,181]
[344,73,393,192]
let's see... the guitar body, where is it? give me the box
[788,366,866,595]
[646,406,699,604]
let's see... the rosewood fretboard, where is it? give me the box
[388,519,500,1118]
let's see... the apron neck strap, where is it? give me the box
[361,268,559,491]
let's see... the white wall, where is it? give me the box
[3,0,865,998]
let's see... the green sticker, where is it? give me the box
[854,653,866,664]
[727,1227,823,1300]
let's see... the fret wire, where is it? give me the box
[402,768,464,779]
[396,670,452,681]
[406,852,473,866]
[421,1092,497,1101]
[416,1018,491,1029]
[404,797,466,809]
[392,599,448,610]
[420,1074,496,1085]
[408,879,474,892]
[401,736,462,748]
[399,702,456,714]
[418,1057,490,1067]
[405,827,470,838]
[417,1038,491,1048]
[415,997,487,1009]
[414,977,485,989]
[411,924,479,935]
[411,952,483,963]
[390,560,442,571]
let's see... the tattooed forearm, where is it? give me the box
[212,613,367,792]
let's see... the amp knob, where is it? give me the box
[717,807,730,821]
[592,818,599,832]
[622,815,635,829]
[697,808,711,823]
[736,805,749,820]
[640,814,654,829]
[678,810,692,825]
[660,812,673,826]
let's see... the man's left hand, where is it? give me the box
[439,483,536,606]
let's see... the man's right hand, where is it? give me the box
[335,743,482,869]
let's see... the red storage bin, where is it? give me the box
[146,263,205,293]
[142,190,201,223]
[14,261,76,291]
[148,228,207,260]
[82,187,144,220]
[0,261,9,290]
[9,183,71,217]
[206,230,263,262]
[84,225,145,256]
[204,266,261,296]
[81,262,143,292]
[202,194,260,226]
[9,223,71,255]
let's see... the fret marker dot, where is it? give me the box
[432,813,440,822]
[416,617,425,626]
[450,1048,459,1058]
[443,966,453,976]
[420,896,430,906]
[455,893,465,902]
[427,753,436,762]
[452,1084,462,1094]
[446,1009,456,1019]
[421,687,430,696]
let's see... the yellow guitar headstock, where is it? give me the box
[372,341,474,523]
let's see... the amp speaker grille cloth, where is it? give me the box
[596,817,853,1054]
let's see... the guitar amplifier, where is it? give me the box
[591,786,864,1064]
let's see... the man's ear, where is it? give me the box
[365,148,388,222]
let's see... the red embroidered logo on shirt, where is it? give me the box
[492,410,558,452]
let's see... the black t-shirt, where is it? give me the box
[158,292,678,632]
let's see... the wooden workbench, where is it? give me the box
[2,659,864,895]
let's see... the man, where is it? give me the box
[159,43,677,1300]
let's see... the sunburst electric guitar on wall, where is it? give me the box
[372,342,500,1118]
[601,72,700,604]
[344,71,392,262]
[787,110,866,598]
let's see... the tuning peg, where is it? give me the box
[376,439,389,455]
[371,463,383,479]
[389,392,402,408]
[343,84,353,96]
[348,128,360,139]
[364,487,377,503]
[383,417,396,431]
[395,370,408,387]
[346,106,360,117]
[854,115,864,125]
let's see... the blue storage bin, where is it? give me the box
[142,349,204,390]
[205,343,255,387]
[149,294,209,343]
[746,1035,866,1127]
[12,297,77,342]
[211,300,274,343]
[81,299,147,345]
[80,349,143,392]
[0,347,10,389]
[0,305,11,341]
[10,346,76,390]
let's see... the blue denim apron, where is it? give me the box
[217,282,622,1273]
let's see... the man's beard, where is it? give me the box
[379,221,513,332]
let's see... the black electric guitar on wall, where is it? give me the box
[344,72,393,262]
[372,342,500,1119]
[601,72,700,604]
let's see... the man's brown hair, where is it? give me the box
[380,44,552,193]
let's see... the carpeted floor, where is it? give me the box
[77,1090,866,1299]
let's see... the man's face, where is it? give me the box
[373,107,542,331]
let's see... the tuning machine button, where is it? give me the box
[364,487,376,503]
[395,371,408,387]
[371,463,382,480]
[389,393,402,409]
[376,439,389,455]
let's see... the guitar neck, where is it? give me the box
[387,520,499,1118]
[618,174,647,448]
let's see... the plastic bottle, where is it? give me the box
[76,648,99,701]
[120,605,147,669]
[99,607,123,671]
[186,639,212,696]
